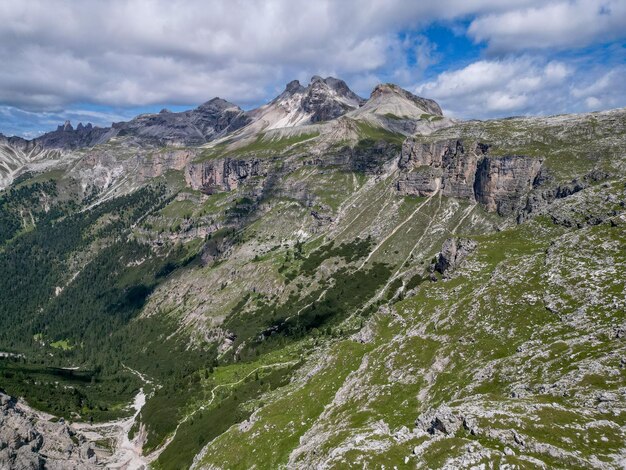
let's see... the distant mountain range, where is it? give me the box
[1,76,443,150]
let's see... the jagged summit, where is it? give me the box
[75,122,93,131]
[284,79,306,94]
[246,76,365,131]
[54,121,95,133]
[57,120,74,132]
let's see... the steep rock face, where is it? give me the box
[303,139,400,174]
[185,158,266,193]
[396,166,442,196]
[136,149,194,182]
[346,141,401,174]
[399,139,449,168]
[302,76,365,123]
[397,139,487,198]
[474,155,543,216]
[398,138,542,215]
[0,393,97,469]
[433,238,478,276]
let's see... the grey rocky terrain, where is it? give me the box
[0,393,100,469]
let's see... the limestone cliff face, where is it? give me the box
[396,166,442,196]
[440,142,487,200]
[398,138,542,215]
[474,154,543,215]
[185,158,266,193]
[136,149,194,182]
[74,148,196,193]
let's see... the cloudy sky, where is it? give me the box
[1,0,625,137]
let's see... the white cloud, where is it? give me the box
[414,57,609,118]
[468,0,626,52]
[571,67,626,111]
[585,97,602,109]
[0,0,591,111]
[0,0,624,134]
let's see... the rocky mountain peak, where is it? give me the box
[196,97,241,113]
[302,76,364,122]
[370,83,400,96]
[75,122,93,131]
[252,76,365,129]
[109,96,249,146]
[285,79,306,94]
[347,82,443,122]
[7,76,447,151]
[369,83,442,116]
[57,120,73,132]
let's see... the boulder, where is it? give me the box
[416,405,462,435]
[433,238,477,276]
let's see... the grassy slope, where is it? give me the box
[197,181,626,469]
[195,132,319,162]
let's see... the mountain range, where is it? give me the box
[0,76,625,470]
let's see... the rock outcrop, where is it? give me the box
[0,393,98,469]
[518,169,611,223]
[303,76,365,123]
[34,121,110,150]
[415,405,463,435]
[185,158,266,193]
[432,237,478,277]
[136,149,195,182]
[398,138,542,215]
[474,154,543,216]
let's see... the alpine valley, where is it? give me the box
[1,75,625,470]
